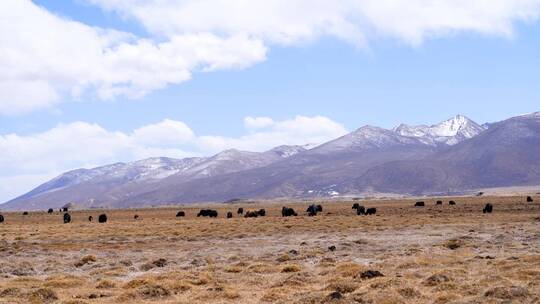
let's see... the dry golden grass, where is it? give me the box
[0,195,539,303]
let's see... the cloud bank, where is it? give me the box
[1,0,540,114]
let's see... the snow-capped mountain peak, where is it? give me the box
[430,114,480,137]
[394,115,485,145]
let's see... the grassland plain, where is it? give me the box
[0,196,539,303]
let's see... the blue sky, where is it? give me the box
[1,0,540,202]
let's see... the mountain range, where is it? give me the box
[3,113,540,210]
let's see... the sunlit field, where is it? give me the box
[1,196,539,303]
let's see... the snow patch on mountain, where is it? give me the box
[394,115,485,145]
[314,125,426,153]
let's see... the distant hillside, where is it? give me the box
[4,113,540,210]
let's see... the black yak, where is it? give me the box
[449,201,456,205]
[88,216,93,222]
[307,204,323,216]
[62,207,69,212]
[134,214,139,220]
[356,205,366,215]
[527,196,534,203]
[176,211,185,217]
[365,208,377,215]
[244,210,258,218]
[197,209,218,218]
[0,214,4,223]
[47,208,54,214]
[483,203,493,214]
[257,209,266,217]
[98,214,107,223]
[306,204,318,216]
[352,203,360,210]
[63,213,71,224]
[415,202,425,207]
[237,208,244,215]
[282,207,297,217]
[436,201,443,205]
[22,211,29,215]
[227,212,233,219]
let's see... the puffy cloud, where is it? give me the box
[0,0,266,115]
[89,0,540,46]
[0,116,347,202]
[198,116,347,152]
[132,119,195,147]
[2,0,540,115]
[244,116,275,130]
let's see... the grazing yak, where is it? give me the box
[62,207,69,212]
[237,208,244,215]
[415,202,425,207]
[483,203,493,214]
[356,205,366,215]
[134,215,140,220]
[257,209,266,217]
[436,201,443,205]
[0,214,4,223]
[88,216,93,222]
[227,212,233,219]
[527,196,534,203]
[306,204,323,216]
[352,203,360,210]
[282,207,298,217]
[63,213,71,224]
[197,209,218,218]
[47,208,54,214]
[365,208,377,215]
[22,211,29,215]
[176,211,185,217]
[98,214,107,223]
[244,210,259,218]
[449,201,456,205]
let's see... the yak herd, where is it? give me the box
[0,196,536,224]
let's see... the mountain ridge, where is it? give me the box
[4,113,540,210]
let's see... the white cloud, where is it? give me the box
[198,115,347,152]
[244,116,275,130]
[2,0,540,115]
[0,81,60,115]
[132,119,195,147]
[89,0,540,46]
[0,0,266,115]
[0,115,347,202]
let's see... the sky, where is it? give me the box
[1,0,540,203]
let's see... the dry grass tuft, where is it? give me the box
[43,275,84,288]
[443,238,465,250]
[96,279,116,289]
[484,286,530,299]
[423,274,450,286]
[138,284,171,299]
[248,263,279,274]
[75,255,97,267]
[28,288,58,304]
[327,278,358,293]
[335,262,366,277]
[281,264,301,273]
